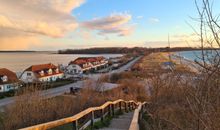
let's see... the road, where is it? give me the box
[0,56,141,109]
[85,56,142,80]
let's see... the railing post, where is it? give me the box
[129,102,132,111]
[125,102,128,112]
[91,111,94,129]
[112,104,115,116]
[72,120,78,130]
[101,109,104,122]
[119,101,122,112]
[108,104,112,117]
[131,102,134,110]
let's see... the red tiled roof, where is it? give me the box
[25,63,57,72]
[25,63,63,78]
[0,68,19,84]
[69,56,105,65]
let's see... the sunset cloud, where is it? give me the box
[0,0,85,50]
[82,13,134,36]
[0,0,84,37]
[0,36,39,50]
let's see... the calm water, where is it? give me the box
[0,52,122,73]
[177,50,219,62]
[176,50,205,61]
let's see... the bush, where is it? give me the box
[0,90,15,99]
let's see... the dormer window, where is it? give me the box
[48,69,52,75]
[39,70,44,76]
[1,75,8,82]
[55,68,59,73]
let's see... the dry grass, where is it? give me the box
[1,77,148,129]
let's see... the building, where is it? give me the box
[65,64,83,79]
[20,63,64,83]
[67,57,108,75]
[0,68,19,92]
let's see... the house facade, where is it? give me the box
[67,57,108,75]
[20,63,64,83]
[0,68,19,92]
[65,64,83,78]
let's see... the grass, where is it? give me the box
[50,123,73,130]
[48,79,75,88]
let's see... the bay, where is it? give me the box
[0,52,122,73]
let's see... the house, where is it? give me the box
[67,57,108,75]
[20,63,64,83]
[89,57,108,71]
[65,64,83,79]
[109,57,122,64]
[0,68,19,92]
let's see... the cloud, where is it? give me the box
[137,16,144,19]
[0,0,85,50]
[0,0,84,38]
[143,33,200,47]
[172,33,199,43]
[148,17,160,24]
[82,13,134,36]
[0,36,39,50]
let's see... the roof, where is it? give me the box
[69,57,106,67]
[25,63,58,72]
[24,63,63,78]
[0,68,19,84]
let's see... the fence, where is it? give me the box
[20,99,139,130]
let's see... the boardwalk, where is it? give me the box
[99,112,134,130]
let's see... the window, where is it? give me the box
[48,69,52,75]
[40,70,44,76]
[27,73,31,76]
[2,76,8,82]
[55,68,59,73]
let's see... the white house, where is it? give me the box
[0,68,19,92]
[65,64,83,79]
[20,63,64,83]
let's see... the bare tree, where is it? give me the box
[185,0,220,129]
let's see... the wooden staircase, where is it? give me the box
[99,111,134,130]
[19,99,148,130]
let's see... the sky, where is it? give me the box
[0,0,220,51]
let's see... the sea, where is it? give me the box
[0,52,122,73]
[176,50,218,63]
[0,50,211,74]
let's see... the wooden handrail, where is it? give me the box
[19,99,139,130]
[129,102,148,130]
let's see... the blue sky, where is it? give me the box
[0,0,220,50]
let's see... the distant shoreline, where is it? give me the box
[57,47,218,55]
[0,47,218,54]
[0,51,36,53]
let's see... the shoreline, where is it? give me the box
[171,53,200,73]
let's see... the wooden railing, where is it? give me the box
[19,99,139,130]
[129,102,148,130]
